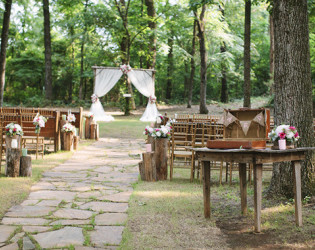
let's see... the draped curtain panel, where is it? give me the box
[127,70,160,122]
[90,67,160,122]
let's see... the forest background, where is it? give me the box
[0,0,314,110]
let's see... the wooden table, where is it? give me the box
[193,147,314,233]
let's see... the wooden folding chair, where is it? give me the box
[170,122,193,180]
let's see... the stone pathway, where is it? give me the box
[0,138,143,249]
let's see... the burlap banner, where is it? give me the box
[252,112,265,127]
[239,120,252,135]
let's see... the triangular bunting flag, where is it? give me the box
[252,112,265,127]
[240,120,252,135]
[223,112,238,127]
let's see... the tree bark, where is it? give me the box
[79,0,89,100]
[20,156,32,177]
[0,0,12,106]
[43,0,53,100]
[195,6,208,114]
[243,0,251,108]
[144,0,157,69]
[187,20,197,108]
[219,5,228,103]
[166,36,173,101]
[269,13,274,81]
[268,0,314,197]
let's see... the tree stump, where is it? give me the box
[20,156,32,177]
[59,120,67,150]
[154,138,168,180]
[138,161,146,180]
[6,148,21,177]
[147,135,155,152]
[85,117,92,139]
[62,132,74,151]
[73,136,79,150]
[95,124,99,141]
[141,152,156,181]
[90,123,98,140]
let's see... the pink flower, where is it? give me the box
[294,132,299,138]
[289,126,296,131]
[279,132,286,139]
[13,128,16,132]
[156,129,160,131]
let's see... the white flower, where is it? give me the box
[148,127,154,133]
[156,131,161,137]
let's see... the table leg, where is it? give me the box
[254,163,262,233]
[239,163,247,215]
[292,161,302,227]
[203,161,211,218]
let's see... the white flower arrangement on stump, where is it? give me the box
[62,123,76,133]
[5,123,23,137]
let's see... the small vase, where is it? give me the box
[272,140,294,150]
[35,125,41,134]
[278,139,286,150]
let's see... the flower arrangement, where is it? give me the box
[67,113,76,123]
[91,94,99,103]
[5,123,23,137]
[120,64,132,74]
[152,125,171,139]
[33,113,48,134]
[86,112,94,119]
[149,95,156,104]
[268,125,299,143]
[62,123,76,133]
[144,125,154,136]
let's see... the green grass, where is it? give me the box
[98,115,149,139]
[0,150,73,219]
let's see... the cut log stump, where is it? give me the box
[62,132,74,151]
[20,156,32,177]
[73,136,79,150]
[139,152,156,181]
[85,117,92,139]
[6,148,21,177]
[90,123,99,140]
[59,120,67,150]
[154,138,168,180]
[147,135,155,152]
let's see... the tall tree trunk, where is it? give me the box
[269,13,275,95]
[79,0,89,100]
[220,42,228,103]
[187,20,197,108]
[43,0,53,100]
[115,0,136,110]
[184,62,189,98]
[145,0,157,69]
[268,0,314,197]
[166,36,173,101]
[219,5,228,103]
[243,0,251,108]
[195,6,209,114]
[0,0,12,106]
[68,26,75,103]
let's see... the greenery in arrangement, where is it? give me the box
[5,123,23,136]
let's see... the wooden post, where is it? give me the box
[95,124,99,141]
[254,163,263,233]
[6,148,21,177]
[79,107,84,138]
[90,123,97,140]
[85,117,91,139]
[20,156,32,177]
[73,136,79,150]
[143,152,156,181]
[55,111,60,152]
[292,161,302,227]
[203,161,211,218]
[239,163,247,215]
[154,138,168,180]
[36,134,39,160]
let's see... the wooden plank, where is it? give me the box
[55,111,60,152]
[197,152,254,163]
[239,163,247,215]
[202,161,211,218]
[292,161,303,227]
[254,163,263,233]
[255,152,305,164]
[219,161,223,185]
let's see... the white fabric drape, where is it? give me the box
[127,70,160,121]
[91,68,123,121]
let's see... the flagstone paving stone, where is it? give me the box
[33,227,84,248]
[90,226,124,246]
[5,205,55,217]
[0,138,143,249]
[0,225,16,243]
[0,243,19,250]
[94,213,128,225]
[53,208,94,220]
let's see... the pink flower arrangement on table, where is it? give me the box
[5,123,23,136]
[268,124,299,143]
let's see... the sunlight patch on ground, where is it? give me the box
[135,190,197,198]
